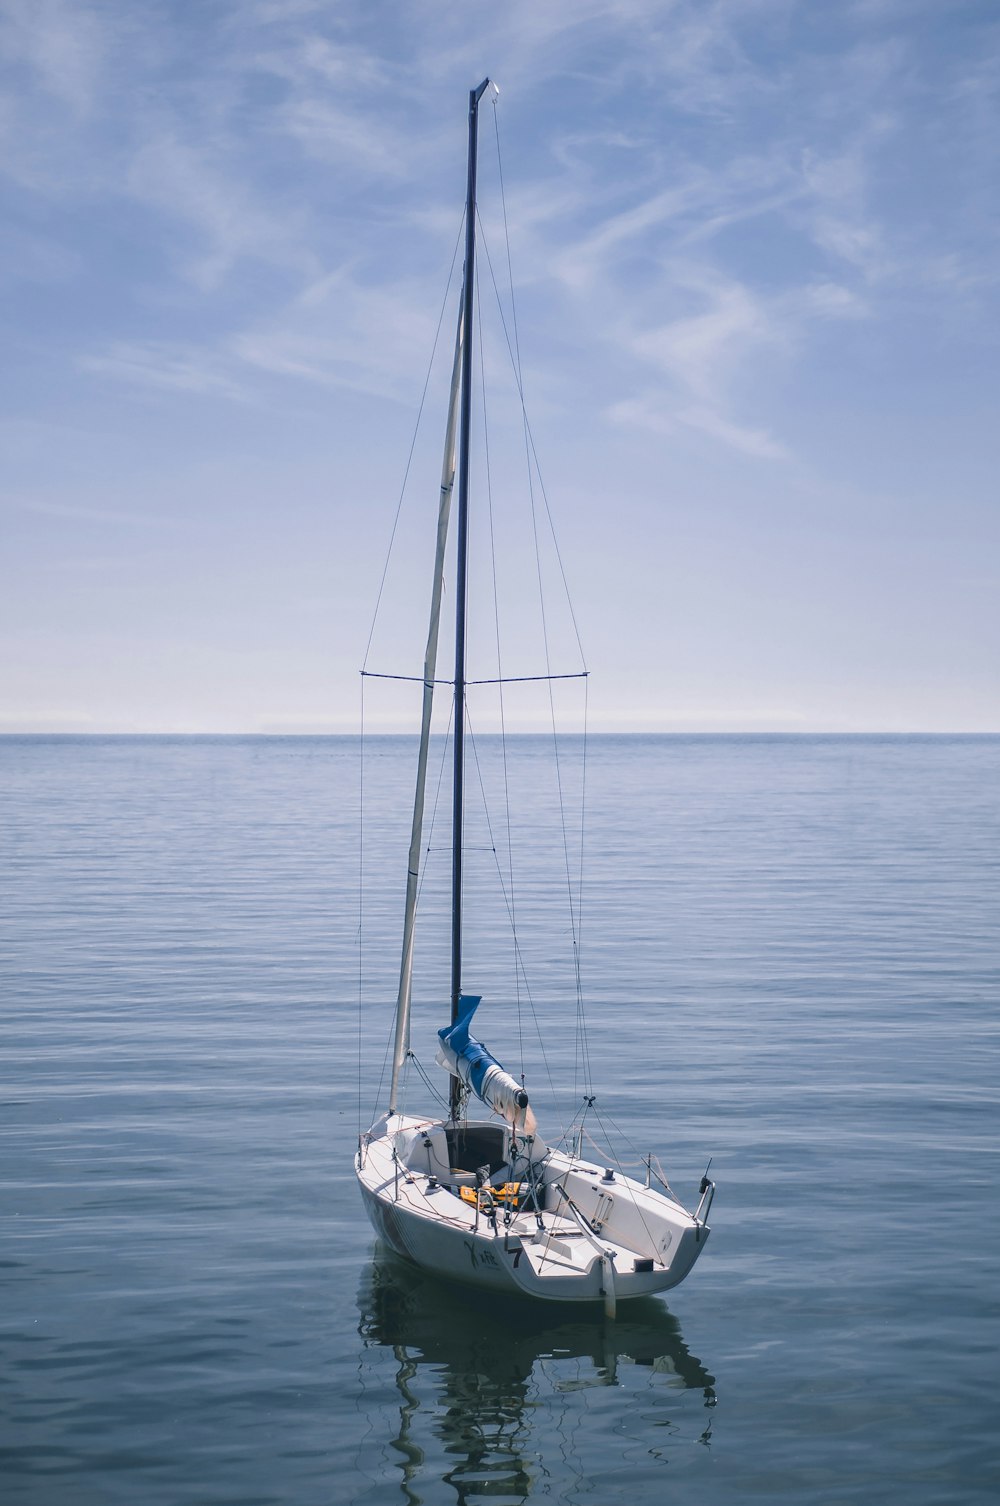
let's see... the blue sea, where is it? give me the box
[2,734,998,1505]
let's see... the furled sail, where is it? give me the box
[437,995,536,1134]
[387,305,464,1115]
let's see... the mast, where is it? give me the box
[451,77,496,1119]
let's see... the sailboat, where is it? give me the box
[355,80,714,1317]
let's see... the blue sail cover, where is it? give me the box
[438,995,497,1098]
[437,995,535,1130]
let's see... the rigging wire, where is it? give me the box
[357,672,366,1138]
[589,1100,668,1255]
[494,83,586,674]
[398,696,455,1114]
[488,111,592,1111]
[492,100,523,380]
[489,108,593,1116]
[475,247,592,1113]
[360,680,419,1128]
[465,714,563,1122]
[407,1051,451,1113]
[416,696,455,911]
[476,218,588,666]
[476,250,524,1079]
[358,213,464,1124]
[361,214,464,670]
[365,697,454,1125]
[575,676,593,1098]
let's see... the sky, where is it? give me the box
[1,0,998,734]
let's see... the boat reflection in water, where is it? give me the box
[356,1245,717,1504]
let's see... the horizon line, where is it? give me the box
[2,729,998,739]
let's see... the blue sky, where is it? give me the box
[2,0,997,732]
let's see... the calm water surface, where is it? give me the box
[2,735,998,1504]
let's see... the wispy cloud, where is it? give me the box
[604,261,868,457]
[80,264,459,407]
[608,393,789,460]
[231,262,462,401]
[599,263,786,456]
[2,0,998,734]
[635,274,775,399]
[799,136,891,280]
[676,404,789,460]
[0,0,104,114]
[79,342,248,399]
[125,131,319,289]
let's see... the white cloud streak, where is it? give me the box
[0,0,104,114]
[79,342,248,399]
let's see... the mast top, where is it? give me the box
[472,78,499,106]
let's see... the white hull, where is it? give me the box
[356,1113,709,1312]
